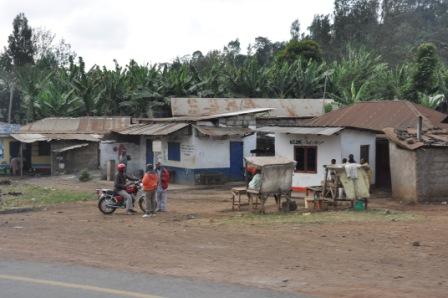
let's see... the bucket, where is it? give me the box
[354,199,366,211]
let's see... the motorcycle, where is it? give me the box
[97,181,146,214]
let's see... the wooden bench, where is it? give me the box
[231,187,259,211]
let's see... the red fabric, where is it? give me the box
[246,165,257,175]
[160,168,170,190]
[142,172,158,191]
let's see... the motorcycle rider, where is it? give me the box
[114,163,138,214]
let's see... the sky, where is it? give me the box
[0,0,334,68]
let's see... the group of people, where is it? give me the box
[330,154,372,182]
[114,161,170,218]
[329,154,372,207]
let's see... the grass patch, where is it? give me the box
[0,182,95,211]
[217,209,421,226]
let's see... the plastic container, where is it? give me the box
[354,199,366,211]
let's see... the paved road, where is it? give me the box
[0,260,308,298]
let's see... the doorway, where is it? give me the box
[9,141,32,171]
[229,141,244,180]
[146,139,154,165]
[375,139,391,189]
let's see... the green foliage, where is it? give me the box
[412,43,439,98]
[324,103,334,113]
[6,13,34,67]
[276,39,322,64]
[329,46,388,104]
[78,169,91,182]
[0,182,94,210]
[215,209,420,226]
[2,8,448,123]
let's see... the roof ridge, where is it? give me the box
[404,101,433,128]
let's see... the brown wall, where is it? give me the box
[51,141,99,174]
[389,142,418,202]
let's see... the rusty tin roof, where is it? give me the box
[307,101,448,132]
[20,117,131,134]
[136,108,273,123]
[116,123,189,136]
[171,98,333,118]
[10,133,103,143]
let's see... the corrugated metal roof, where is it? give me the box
[256,126,344,136]
[10,133,103,143]
[171,98,333,118]
[245,156,296,167]
[52,143,89,153]
[137,108,273,123]
[20,117,131,134]
[194,125,253,137]
[116,123,189,136]
[307,101,448,132]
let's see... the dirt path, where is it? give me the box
[1,180,448,298]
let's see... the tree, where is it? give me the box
[333,0,379,54]
[413,43,439,94]
[7,13,34,67]
[405,43,439,101]
[276,39,322,64]
[290,19,301,40]
[309,14,332,59]
[33,28,76,67]
[253,37,274,66]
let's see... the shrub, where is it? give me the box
[78,169,91,182]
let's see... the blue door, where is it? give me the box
[229,141,244,180]
[146,140,154,165]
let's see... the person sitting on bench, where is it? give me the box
[248,168,262,191]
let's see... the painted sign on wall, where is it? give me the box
[290,137,324,146]
[181,144,195,160]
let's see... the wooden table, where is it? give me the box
[231,187,247,211]
[305,186,324,209]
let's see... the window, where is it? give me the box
[167,142,181,161]
[294,146,317,173]
[38,142,51,156]
[360,145,370,163]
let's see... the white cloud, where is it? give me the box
[0,0,334,67]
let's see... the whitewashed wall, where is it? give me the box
[139,132,256,170]
[340,129,376,184]
[100,141,142,177]
[276,133,342,187]
[193,136,229,168]
[138,135,196,169]
[243,130,257,157]
[275,129,376,188]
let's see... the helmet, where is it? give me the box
[117,163,126,172]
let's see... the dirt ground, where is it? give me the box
[1,176,448,298]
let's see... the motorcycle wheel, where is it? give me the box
[138,196,147,213]
[98,196,116,215]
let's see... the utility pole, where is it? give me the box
[323,74,328,99]
[8,81,14,123]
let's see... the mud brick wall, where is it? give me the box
[416,148,448,201]
[51,141,99,174]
